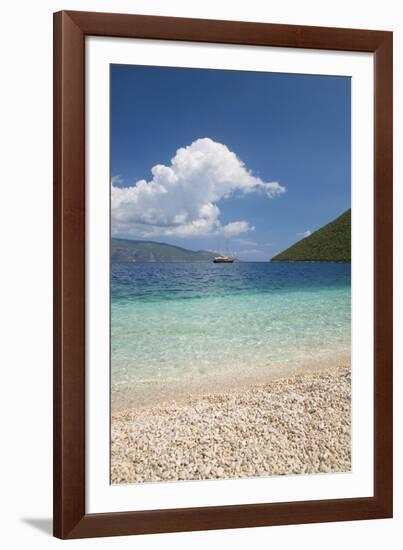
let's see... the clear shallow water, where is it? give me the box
[111,262,351,407]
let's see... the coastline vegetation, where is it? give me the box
[271,209,351,262]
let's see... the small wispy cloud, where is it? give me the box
[111,175,126,188]
[221,221,255,237]
[297,230,311,238]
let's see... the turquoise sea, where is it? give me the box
[111,262,351,408]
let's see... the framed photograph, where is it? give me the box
[53,11,393,539]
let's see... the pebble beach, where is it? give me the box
[111,366,351,484]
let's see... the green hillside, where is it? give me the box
[271,209,351,262]
[111,238,218,262]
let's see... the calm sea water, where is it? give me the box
[111,262,351,407]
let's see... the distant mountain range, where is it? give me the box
[271,209,351,262]
[111,238,218,262]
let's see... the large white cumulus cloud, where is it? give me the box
[111,137,285,238]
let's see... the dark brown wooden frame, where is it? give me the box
[54,10,393,539]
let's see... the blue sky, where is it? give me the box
[111,65,350,260]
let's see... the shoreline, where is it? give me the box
[111,352,350,412]
[111,365,351,485]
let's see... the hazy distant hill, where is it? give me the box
[111,238,218,262]
[271,209,351,262]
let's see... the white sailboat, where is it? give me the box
[213,238,235,263]
[213,255,234,263]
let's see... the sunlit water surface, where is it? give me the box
[111,262,350,408]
